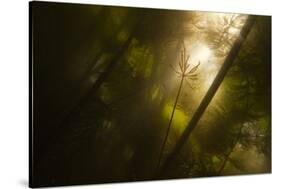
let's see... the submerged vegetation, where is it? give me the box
[31,2,271,187]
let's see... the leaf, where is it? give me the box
[184,55,190,72]
[188,77,198,80]
[178,61,184,73]
[188,73,198,77]
[188,62,201,74]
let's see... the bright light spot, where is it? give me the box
[228,27,239,35]
[184,42,219,91]
[196,45,211,62]
[188,43,212,65]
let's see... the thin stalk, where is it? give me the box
[156,75,185,170]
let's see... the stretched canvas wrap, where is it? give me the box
[29,1,272,187]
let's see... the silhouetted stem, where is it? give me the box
[156,75,185,171]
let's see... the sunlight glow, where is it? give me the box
[183,42,220,94]
[189,43,212,65]
[167,12,247,104]
[228,27,240,35]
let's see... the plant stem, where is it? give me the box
[156,75,185,171]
